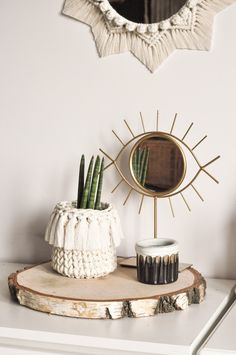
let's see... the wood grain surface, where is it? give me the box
[8,261,206,319]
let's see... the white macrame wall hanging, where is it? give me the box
[62,0,235,72]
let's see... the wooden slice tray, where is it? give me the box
[8,261,206,319]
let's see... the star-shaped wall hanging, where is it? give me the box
[62,0,235,72]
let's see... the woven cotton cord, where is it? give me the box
[62,0,235,72]
[45,202,122,278]
[52,247,117,278]
[45,202,123,251]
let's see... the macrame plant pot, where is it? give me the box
[136,238,179,285]
[45,202,123,279]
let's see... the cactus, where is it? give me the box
[139,148,146,183]
[132,149,138,179]
[87,156,100,209]
[80,156,94,209]
[77,155,85,208]
[137,147,141,180]
[77,155,105,210]
[140,148,149,186]
[132,146,149,187]
[95,158,104,210]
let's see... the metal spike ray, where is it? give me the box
[124,119,135,138]
[170,113,178,134]
[202,155,220,169]
[191,184,204,202]
[182,122,194,141]
[192,135,207,151]
[112,130,125,146]
[168,197,175,218]
[156,110,159,131]
[123,188,133,205]
[111,179,124,193]
[99,148,114,162]
[140,112,146,133]
[138,195,145,214]
[104,162,114,171]
[180,192,191,212]
[202,169,219,184]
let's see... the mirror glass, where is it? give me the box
[131,134,185,195]
[108,0,187,24]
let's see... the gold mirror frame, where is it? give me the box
[62,0,235,72]
[100,111,220,238]
[129,132,187,197]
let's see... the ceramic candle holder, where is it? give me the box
[135,238,179,285]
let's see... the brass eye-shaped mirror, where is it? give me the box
[130,133,186,197]
[62,0,235,72]
[100,111,220,239]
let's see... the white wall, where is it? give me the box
[0,0,236,278]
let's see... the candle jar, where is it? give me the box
[135,238,179,285]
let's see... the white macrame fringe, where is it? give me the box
[45,201,124,251]
[62,0,236,72]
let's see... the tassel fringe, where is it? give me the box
[62,0,236,72]
[44,201,124,251]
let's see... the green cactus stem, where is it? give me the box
[139,147,146,182]
[141,148,149,186]
[77,155,85,208]
[132,149,136,174]
[95,157,104,210]
[134,148,140,181]
[132,149,137,179]
[87,156,101,209]
[137,147,141,180]
[80,156,94,209]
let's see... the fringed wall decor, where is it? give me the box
[62,0,235,72]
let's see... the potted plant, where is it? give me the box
[45,155,123,279]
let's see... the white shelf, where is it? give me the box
[199,299,236,354]
[1,262,236,355]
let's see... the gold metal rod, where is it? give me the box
[202,169,219,184]
[202,155,220,169]
[191,184,204,202]
[156,109,159,131]
[182,122,194,141]
[123,188,133,205]
[167,168,202,198]
[168,197,175,218]
[192,135,207,151]
[104,162,114,171]
[180,192,191,212]
[170,113,178,134]
[99,148,114,162]
[111,179,123,193]
[138,195,145,214]
[140,112,146,133]
[124,119,135,138]
[112,130,125,146]
[154,197,158,239]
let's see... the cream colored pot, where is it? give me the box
[45,201,123,279]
